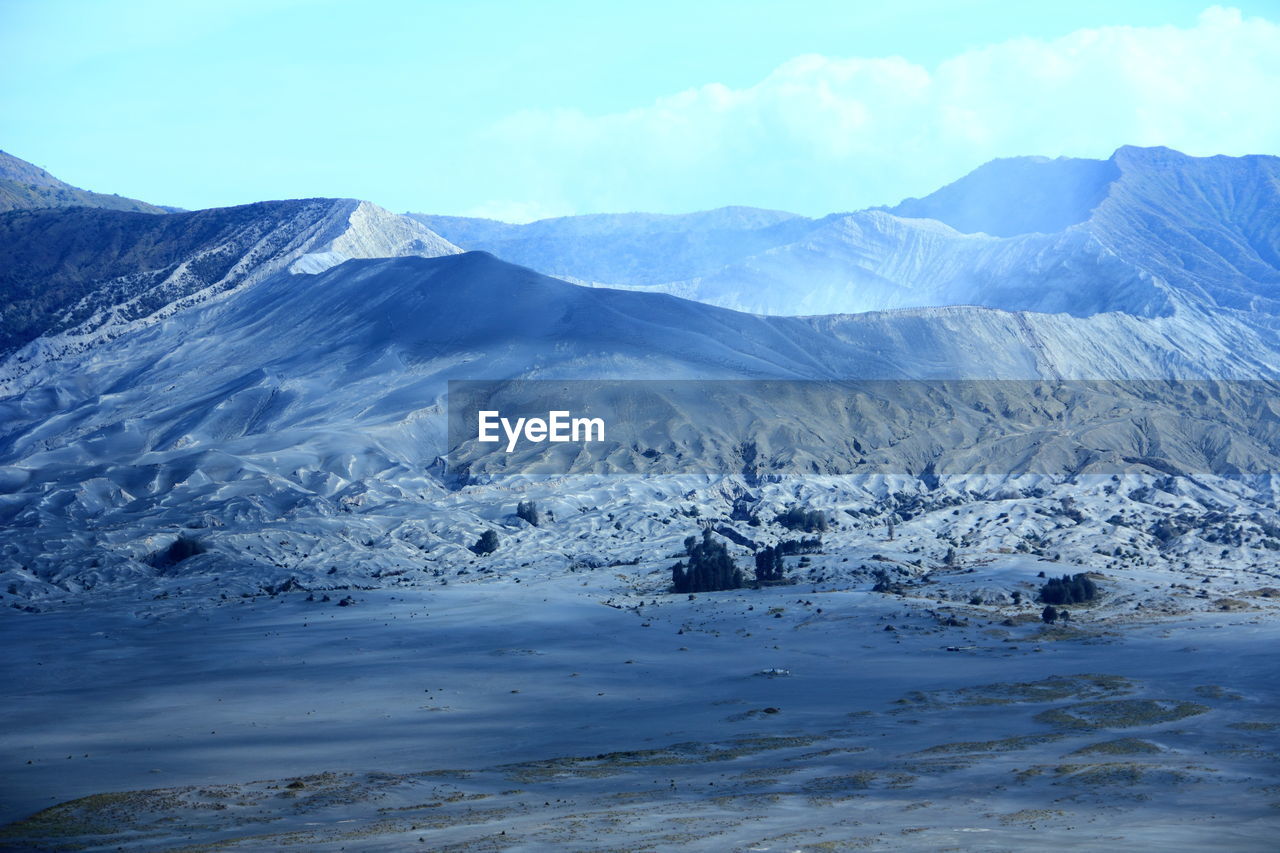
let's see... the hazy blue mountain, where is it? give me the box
[1086,146,1280,314]
[408,206,814,286]
[882,153,1121,237]
[414,147,1280,320]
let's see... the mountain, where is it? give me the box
[0,149,171,214]
[882,153,1121,237]
[0,198,461,392]
[1086,147,1280,314]
[408,206,813,286]
[2,144,1279,599]
[421,147,1280,320]
[3,250,1279,595]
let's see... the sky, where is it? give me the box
[1,0,1278,220]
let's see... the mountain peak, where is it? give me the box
[884,154,1120,237]
[287,199,460,274]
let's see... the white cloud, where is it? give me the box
[471,6,1280,216]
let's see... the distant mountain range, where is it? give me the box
[411,147,1280,319]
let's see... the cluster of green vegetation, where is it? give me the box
[776,536,822,555]
[776,506,828,533]
[1041,605,1071,624]
[1038,572,1098,605]
[672,529,744,593]
[754,546,784,583]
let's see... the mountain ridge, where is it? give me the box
[0,149,172,214]
[0,198,461,393]
[416,147,1280,321]
[407,206,813,287]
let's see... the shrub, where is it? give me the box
[470,530,500,555]
[871,568,907,594]
[516,500,540,526]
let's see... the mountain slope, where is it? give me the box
[0,149,170,214]
[639,210,1175,317]
[2,146,1279,598]
[409,206,813,286]
[3,251,1280,594]
[0,199,460,391]
[4,252,1276,489]
[1088,146,1280,313]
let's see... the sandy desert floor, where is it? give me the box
[3,548,1279,851]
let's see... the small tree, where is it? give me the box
[944,547,958,568]
[516,500,540,526]
[1041,605,1058,624]
[470,530,500,555]
[754,545,784,583]
[672,529,743,593]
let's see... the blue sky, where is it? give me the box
[2,1,1278,219]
